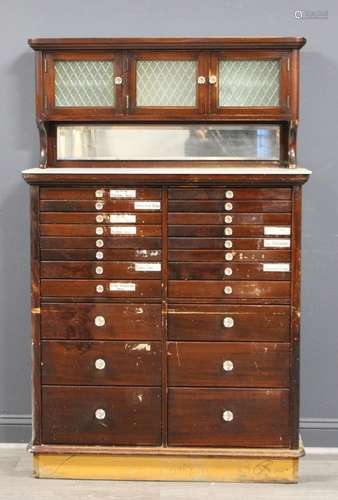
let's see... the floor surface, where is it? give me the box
[0,448,337,499]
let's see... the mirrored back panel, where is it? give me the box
[57,124,280,161]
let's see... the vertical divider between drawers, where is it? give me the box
[161,186,168,446]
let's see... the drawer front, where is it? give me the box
[168,305,290,341]
[168,388,289,447]
[167,342,289,388]
[168,225,290,238]
[168,200,291,213]
[42,341,161,386]
[41,280,162,298]
[40,187,162,200]
[168,213,292,225]
[40,237,162,250]
[40,212,162,225]
[169,262,290,281]
[168,250,290,263]
[42,386,161,445]
[40,224,161,237]
[40,200,162,212]
[169,281,290,299]
[41,303,162,340]
[168,188,291,200]
[169,238,291,250]
[41,261,162,279]
[41,248,162,261]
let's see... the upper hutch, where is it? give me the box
[23,37,310,483]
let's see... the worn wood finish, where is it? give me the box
[169,225,290,238]
[41,248,162,261]
[40,187,161,199]
[40,212,161,224]
[40,200,162,212]
[41,261,161,279]
[169,281,290,299]
[40,236,162,249]
[169,262,290,280]
[168,212,292,225]
[169,200,291,213]
[40,224,161,237]
[41,279,162,298]
[169,238,290,250]
[168,187,291,200]
[168,249,290,262]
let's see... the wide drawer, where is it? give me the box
[168,225,291,238]
[169,281,290,299]
[40,187,161,200]
[168,388,289,447]
[42,386,161,445]
[40,200,162,212]
[41,280,162,298]
[40,212,161,225]
[169,238,291,250]
[40,224,161,237]
[169,262,290,281]
[42,341,161,386]
[168,200,291,213]
[167,342,289,388]
[168,213,292,225]
[168,305,290,341]
[168,250,290,263]
[168,188,291,200]
[41,249,162,261]
[41,261,162,279]
[40,237,161,250]
[41,303,162,340]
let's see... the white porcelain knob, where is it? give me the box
[223,360,234,372]
[224,227,233,236]
[224,286,233,295]
[225,252,233,261]
[223,317,234,328]
[225,190,234,199]
[94,315,105,327]
[96,239,104,248]
[222,410,234,422]
[96,227,104,235]
[96,215,104,223]
[224,267,233,276]
[96,285,104,294]
[95,202,104,211]
[96,251,104,260]
[95,190,104,198]
[95,358,106,370]
[224,215,233,224]
[95,409,106,420]
[96,266,103,275]
[224,240,233,249]
[224,202,233,211]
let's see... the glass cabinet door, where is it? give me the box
[45,52,123,118]
[210,51,290,117]
[130,52,208,115]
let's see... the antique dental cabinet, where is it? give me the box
[23,37,311,482]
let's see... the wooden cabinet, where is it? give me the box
[23,36,310,483]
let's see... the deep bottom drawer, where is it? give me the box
[42,386,161,445]
[168,388,289,447]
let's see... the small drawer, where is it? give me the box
[42,386,161,445]
[168,213,292,226]
[168,305,290,342]
[40,200,162,212]
[40,237,162,250]
[168,388,289,447]
[168,188,291,200]
[40,187,161,201]
[168,238,290,251]
[167,342,289,388]
[41,280,162,298]
[168,200,291,213]
[169,262,290,280]
[40,224,162,237]
[41,261,162,279]
[168,249,291,263]
[41,249,162,261]
[168,280,290,299]
[168,225,290,238]
[40,212,161,225]
[41,303,162,340]
[42,341,162,386]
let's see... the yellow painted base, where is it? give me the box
[33,454,299,483]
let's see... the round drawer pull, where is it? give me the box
[225,252,233,261]
[223,360,234,372]
[224,267,233,276]
[198,75,206,84]
[96,285,104,294]
[224,215,233,224]
[115,76,123,85]
[96,239,104,248]
[94,315,105,327]
[224,240,233,249]
[225,190,234,199]
[223,317,234,328]
[224,286,233,295]
[95,408,106,420]
[224,227,233,236]
[222,410,234,422]
[95,202,104,211]
[96,251,104,260]
[96,227,104,236]
[96,215,104,223]
[224,202,233,211]
[96,266,103,275]
[95,189,104,198]
[95,358,106,370]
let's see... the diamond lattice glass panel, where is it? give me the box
[55,60,115,107]
[219,60,280,107]
[136,60,197,107]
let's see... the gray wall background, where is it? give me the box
[0,0,337,445]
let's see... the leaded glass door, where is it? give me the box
[130,52,208,116]
[210,51,290,118]
[45,52,123,118]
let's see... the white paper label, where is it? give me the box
[110,226,136,235]
[110,189,136,198]
[109,283,136,292]
[134,201,161,210]
[264,239,291,248]
[110,214,136,223]
[264,226,291,236]
[134,263,161,272]
[263,263,290,272]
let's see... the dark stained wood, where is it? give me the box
[40,187,161,200]
[168,237,290,250]
[42,386,162,445]
[41,279,162,298]
[40,237,162,249]
[168,305,290,341]
[40,212,161,224]
[169,262,290,281]
[40,224,161,237]
[41,261,161,279]
[168,200,291,213]
[168,225,290,238]
[169,281,290,299]
[169,249,290,262]
[168,388,290,447]
[41,248,162,261]
[40,200,162,212]
[161,187,169,446]
[167,342,290,387]
[168,212,292,225]
[168,187,291,200]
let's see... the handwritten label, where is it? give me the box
[264,239,291,248]
[134,263,161,272]
[110,226,136,235]
[110,214,136,223]
[263,263,290,272]
[110,189,136,198]
[264,226,291,236]
[134,201,161,210]
[109,283,136,292]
